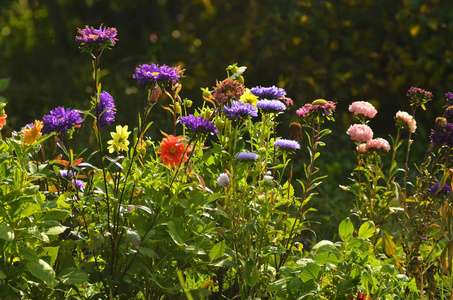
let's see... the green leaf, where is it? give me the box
[58,268,89,285]
[299,261,323,283]
[358,221,375,239]
[244,259,259,286]
[209,240,226,262]
[44,226,68,236]
[0,269,6,280]
[267,278,289,292]
[167,221,185,246]
[381,229,396,257]
[26,259,55,285]
[0,224,14,241]
[287,277,303,297]
[125,228,141,249]
[339,218,354,242]
[0,78,10,93]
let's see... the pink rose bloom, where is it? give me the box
[356,143,367,153]
[347,124,374,142]
[349,101,377,119]
[395,111,416,133]
[366,138,391,151]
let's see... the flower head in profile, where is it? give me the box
[22,120,43,146]
[180,115,218,135]
[250,86,286,99]
[289,122,304,141]
[107,125,131,154]
[407,86,433,107]
[346,124,373,142]
[274,139,300,151]
[0,113,7,130]
[349,101,377,119]
[236,151,259,161]
[366,138,391,153]
[59,169,76,178]
[213,78,245,105]
[157,135,192,167]
[216,173,230,187]
[42,107,83,135]
[76,24,118,52]
[395,111,416,133]
[133,63,180,85]
[297,99,336,122]
[239,88,259,105]
[428,182,451,196]
[94,91,116,127]
[222,100,258,119]
[256,99,286,113]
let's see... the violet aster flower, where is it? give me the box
[235,151,259,160]
[216,173,230,187]
[94,91,116,127]
[222,100,258,119]
[428,182,451,196]
[76,25,118,50]
[429,123,453,147]
[274,139,300,150]
[43,107,83,134]
[133,63,180,85]
[180,115,218,134]
[256,99,286,113]
[72,179,85,190]
[59,170,76,178]
[250,86,286,99]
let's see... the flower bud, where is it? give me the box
[201,108,212,119]
[312,99,328,106]
[175,102,182,114]
[214,117,225,131]
[183,99,193,108]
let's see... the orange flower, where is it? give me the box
[0,114,7,130]
[23,120,43,145]
[157,135,191,167]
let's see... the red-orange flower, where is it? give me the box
[0,114,7,130]
[23,120,43,145]
[157,135,191,167]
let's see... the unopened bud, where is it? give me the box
[175,103,182,114]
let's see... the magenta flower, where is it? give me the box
[346,124,373,142]
[76,25,118,50]
[296,99,336,118]
[349,101,377,119]
[133,63,180,85]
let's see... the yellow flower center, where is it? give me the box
[170,147,177,153]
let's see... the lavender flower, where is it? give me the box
[236,151,259,160]
[180,115,218,134]
[59,170,76,178]
[76,25,118,50]
[95,91,116,127]
[256,99,286,113]
[72,179,85,190]
[133,63,180,85]
[43,107,83,134]
[216,173,230,187]
[250,86,286,99]
[222,100,258,119]
[428,182,451,196]
[274,139,300,150]
[429,123,453,147]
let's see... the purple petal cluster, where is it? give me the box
[429,123,453,147]
[72,179,85,190]
[76,25,118,48]
[180,115,218,134]
[236,151,259,160]
[256,99,286,112]
[133,63,180,85]
[250,86,286,99]
[274,139,300,150]
[444,106,453,123]
[216,173,230,187]
[59,170,76,178]
[95,91,116,127]
[428,182,451,196]
[222,101,258,119]
[446,92,453,102]
[43,107,83,134]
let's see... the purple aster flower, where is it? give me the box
[256,99,286,113]
[216,173,230,187]
[428,182,451,196]
[429,123,453,147]
[72,179,85,190]
[42,107,83,134]
[76,25,118,49]
[59,170,76,178]
[446,92,453,102]
[133,63,180,85]
[274,139,300,150]
[94,91,116,127]
[250,86,286,99]
[236,151,259,160]
[222,100,258,119]
[180,115,218,134]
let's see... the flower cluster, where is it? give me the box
[256,99,286,113]
[95,91,116,127]
[446,92,453,102]
[250,86,286,99]
[429,123,453,147]
[346,124,373,142]
[395,111,416,133]
[428,182,452,196]
[76,25,118,51]
[157,135,191,167]
[365,138,391,152]
[180,115,218,135]
[443,106,453,123]
[216,173,230,187]
[407,86,433,106]
[213,78,245,105]
[274,138,300,151]
[236,151,259,161]
[296,99,336,120]
[42,107,83,135]
[222,100,258,119]
[348,101,377,119]
[133,64,180,85]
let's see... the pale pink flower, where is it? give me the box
[346,124,373,142]
[349,101,377,119]
[357,143,367,153]
[396,111,416,133]
[366,138,391,152]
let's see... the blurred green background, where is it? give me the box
[1,0,452,240]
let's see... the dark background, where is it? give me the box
[1,0,452,239]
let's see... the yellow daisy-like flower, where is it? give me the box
[107,125,131,154]
[239,88,258,106]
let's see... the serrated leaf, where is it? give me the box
[26,259,55,285]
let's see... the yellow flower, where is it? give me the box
[239,88,258,105]
[107,125,131,154]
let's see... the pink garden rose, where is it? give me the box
[349,101,377,119]
[396,111,416,133]
[366,138,391,151]
[357,143,367,153]
[347,124,373,142]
